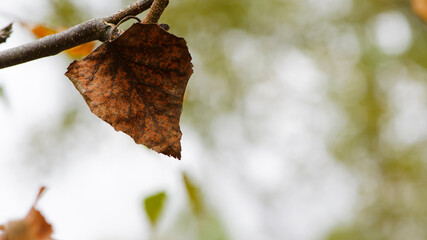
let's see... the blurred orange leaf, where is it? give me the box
[30,25,57,39]
[412,0,427,22]
[65,23,193,159]
[65,42,96,59]
[0,187,53,240]
[26,23,94,59]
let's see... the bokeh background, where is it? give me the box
[1,0,427,239]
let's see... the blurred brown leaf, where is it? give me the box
[0,187,53,240]
[0,23,12,44]
[412,0,427,22]
[65,23,193,159]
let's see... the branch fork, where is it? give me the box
[0,0,169,69]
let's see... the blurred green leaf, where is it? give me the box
[160,173,228,240]
[0,84,8,106]
[144,192,167,228]
[48,0,88,27]
[183,173,204,214]
[61,108,79,130]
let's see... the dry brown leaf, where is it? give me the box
[0,187,53,240]
[412,0,427,22]
[0,23,12,44]
[65,23,193,159]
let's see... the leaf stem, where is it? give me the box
[108,15,142,42]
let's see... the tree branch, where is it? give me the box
[0,0,153,69]
[143,0,169,24]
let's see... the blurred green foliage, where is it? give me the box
[140,174,227,240]
[21,0,427,239]
[182,173,204,215]
[0,83,7,106]
[326,1,427,239]
[163,173,228,240]
[48,0,88,27]
[144,192,167,228]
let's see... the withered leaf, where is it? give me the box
[0,23,12,44]
[65,23,193,159]
[0,187,53,240]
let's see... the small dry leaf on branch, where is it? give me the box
[0,187,53,240]
[0,23,13,44]
[65,23,193,159]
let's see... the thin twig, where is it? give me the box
[0,0,153,69]
[143,0,169,24]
